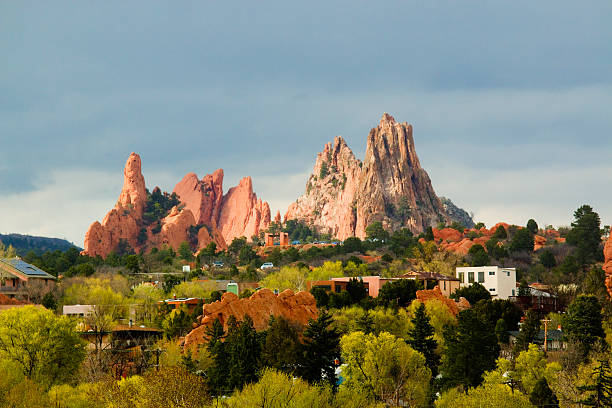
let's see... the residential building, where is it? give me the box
[63,304,95,317]
[331,276,396,297]
[400,271,460,297]
[308,279,370,295]
[0,258,56,298]
[456,266,516,299]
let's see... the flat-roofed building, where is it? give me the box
[456,266,516,299]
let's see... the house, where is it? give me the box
[400,271,460,297]
[159,297,202,313]
[63,304,95,317]
[332,276,397,297]
[0,258,56,298]
[456,266,516,299]
[509,328,566,351]
[308,279,370,295]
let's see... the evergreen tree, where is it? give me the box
[539,249,556,268]
[450,282,491,305]
[527,219,539,235]
[205,318,227,395]
[298,310,341,388]
[510,228,534,253]
[346,277,367,304]
[261,316,300,375]
[468,244,490,267]
[425,226,435,241]
[495,318,509,344]
[563,295,605,356]
[442,309,500,389]
[514,310,540,352]
[407,302,440,377]
[530,377,559,408]
[356,310,374,334]
[566,205,602,269]
[225,315,261,391]
[578,359,612,407]
[493,225,507,239]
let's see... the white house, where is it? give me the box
[455,266,516,300]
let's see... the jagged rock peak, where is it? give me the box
[117,152,147,216]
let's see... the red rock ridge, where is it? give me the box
[183,289,318,350]
[83,153,271,257]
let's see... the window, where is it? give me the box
[458,272,464,283]
[512,289,515,296]
[468,272,475,283]
[443,281,447,290]
[478,272,485,283]
[335,285,342,293]
[489,288,495,292]
[489,271,495,276]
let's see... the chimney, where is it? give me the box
[557,325,562,331]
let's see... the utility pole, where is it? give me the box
[541,318,551,351]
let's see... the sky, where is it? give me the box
[1,1,611,247]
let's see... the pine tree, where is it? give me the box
[442,308,500,389]
[564,295,605,356]
[530,377,559,408]
[225,314,261,391]
[205,318,227,395]
[407,302,440,377]
[514,310,540,352]
[578,359,612,407]
[356,310,374,334]
[261,316,300,375]
[298,310,341,388]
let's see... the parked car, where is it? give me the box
[260,262,274,269]
[212,261,224,267]
[291,240,301,245]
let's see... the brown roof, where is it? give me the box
[400,271,459,281]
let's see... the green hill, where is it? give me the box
[0,233,80,255]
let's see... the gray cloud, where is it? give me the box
[1,1,611,243]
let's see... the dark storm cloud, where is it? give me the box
[1,1,611,243]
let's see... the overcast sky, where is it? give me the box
[1,1,611,247]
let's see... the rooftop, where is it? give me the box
[0,258,55,279]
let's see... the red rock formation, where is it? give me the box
[84,153,270,257]
[183,289,318,349]
[217,177,271,243]
[416,286,470,316]
[286,114,452,239]
[433,228,464,243]
[534,235,547,251]
[603,235,612,297]
[274,210,282,224]
[83,153,147,257]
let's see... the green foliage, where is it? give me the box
[530,377,559,408]
[435,383,533,408]
[563,295,606,356]
[472,299,522,331]
[474,222,486,229]
[577,359,612,407]
[320,161,329,179]
[225,315,262,391]
[495,318,509,344]
[514,310,541,352]
[468,244,490,266]
[377,279,422,307]
[142,187,181,226]
[366,221,389,242]
[493,225,507,239]
[510,228,534,253]
[450,282,491,305]
[388,228,418,256]
[425,226,435,241]
[162,307,195,338]
[566,205,603,269]
[485,238,508,260]
[342,237,363,253]
[311,286,330,308]
[340,331,431,407]
[527,219,539,234]
[125,254,140,273]
[178,241,194,260]
[261,316,301,375]
[407,302,440,377]
[442,308,500,389]
[261,266,309,292]
[0,306,85,388]
[298,310,341,388]
[539,249,556,268]
[223,368,335,408]
[449,221,465,233]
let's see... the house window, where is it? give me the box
[468,272,474,283]
[489,288,495,292]
[458,272,464,283]
[335,286,342,293]
[478,272,485,283]
[512,289,515,296]
[443,281,447,290]
[489,271,495,275]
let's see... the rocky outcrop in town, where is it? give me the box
[416,286,470,316]
[286,113,466,239]
[83,153,271,257]
[183,289,318,350]
[603,235,612,297]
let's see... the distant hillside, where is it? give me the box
[0,233,79,255]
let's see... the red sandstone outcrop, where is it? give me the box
[83,153,270,257]
[84,153,147,257]
[416,286,470,316]
[218,177,271,243]
[183,289,318,349]
[603,235,612,297]
[286,114,452,239]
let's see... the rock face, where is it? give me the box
[603,235,612,297]
[286,114,465,239]
[183,289,318,350]
[83,153,270,257]
[440,197,475,229]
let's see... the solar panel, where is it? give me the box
[1,259,54,278]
